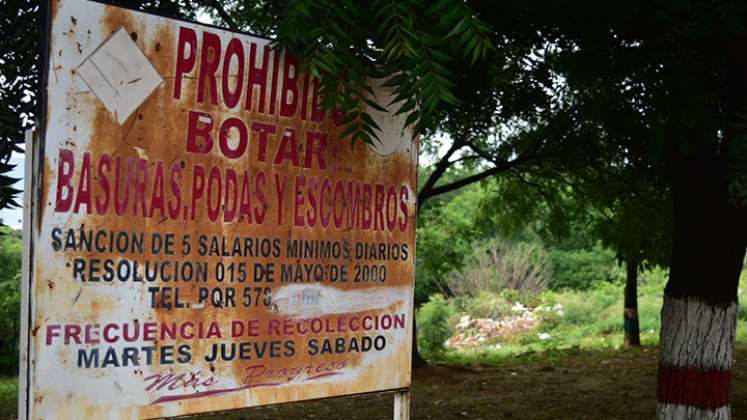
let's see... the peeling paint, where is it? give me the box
[273,284,409,318]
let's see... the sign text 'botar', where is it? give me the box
[20,0,417,418]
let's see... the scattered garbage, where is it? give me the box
[446,302,564,350]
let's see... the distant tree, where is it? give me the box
[588,176,672,348]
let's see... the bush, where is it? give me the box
[547,244,622,290]
[416,295,454,356]
[456,291,513,319]
[444,239,550,298]
[0,273,20,374]
[740,299,747,321]
[0,228,22,375]
[558,293,598,326]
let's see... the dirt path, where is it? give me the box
[197,345,747,420]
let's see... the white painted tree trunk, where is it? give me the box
[657,296,737,420]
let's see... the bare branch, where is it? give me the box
[419,156,527,205]
[417,140,466,211]
[195,0,238,29]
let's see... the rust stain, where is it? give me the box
[49,0,61,26]
[39,158,53,232]
[103,5,137,36]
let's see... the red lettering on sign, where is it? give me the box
[304,131,327,169]
[218,117,248,159]
[294,175,306,227]
[54,149,75,212]
[280,54,299,117]
[191,165,206,220]
[274,129,299,166]
[186,111,214,154]
[197,31,221,105]
[73,152,92,214]
[246,43,270,113]
[221,38,244,109]
[174,27,197,100]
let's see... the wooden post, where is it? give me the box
[393,389,411,420]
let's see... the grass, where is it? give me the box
[0,376,17,419]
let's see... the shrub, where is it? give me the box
[457,291,513,319]
[740,302,747,322]
[0,273,20,374]
[444,239,550,298]
[416,295,454,356]
[0,228,22,375]
[558,293,597,326]
[547,244,622,290]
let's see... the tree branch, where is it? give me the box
[450,154,481,164]
[417,140,465,211]
[419,156,527,205]
[509,168,562,213]
[196,0,238,29]
[465,141,499,164]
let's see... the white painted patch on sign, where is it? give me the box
[367,79,413,156]
[273,284,408,318]
[75,27,163,124]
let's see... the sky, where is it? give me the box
[0,152,25,230]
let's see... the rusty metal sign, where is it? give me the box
[20,0,417,418]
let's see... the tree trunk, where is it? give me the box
[623,259,640,348]
[656,133,747,419]
[657,297,737,419]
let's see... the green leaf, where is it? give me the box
[364,97,389,113]
[404,110,420,128]
[361,111,383,131]
[339,121,359,139]
[445,17,469,39]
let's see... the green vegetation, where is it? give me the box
[418,266,747,364]
[0,227,20,416]
[415,295,454,357]
[0,228,21,376]
[547,245,621,291]
[411,169,737,363]
[0,376,17,419]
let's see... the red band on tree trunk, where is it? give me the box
[657,365,731,409]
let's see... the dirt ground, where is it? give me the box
[5,346,747,419]
[194,345,747,420]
